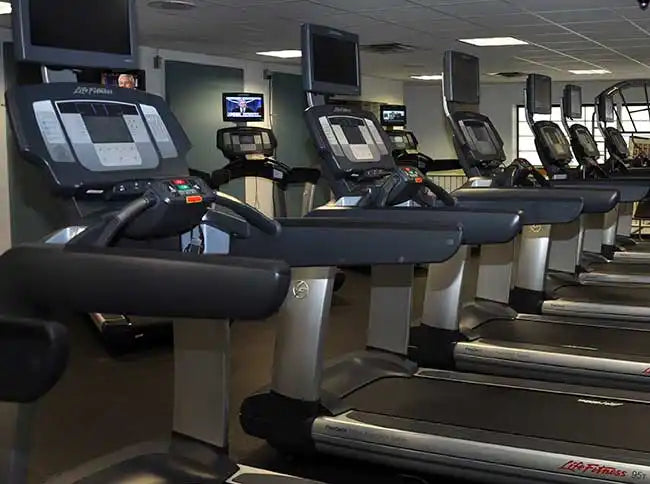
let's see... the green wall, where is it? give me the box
[165,61,245,200]
[270,72,331,210]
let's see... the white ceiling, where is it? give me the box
[140,0,650,82]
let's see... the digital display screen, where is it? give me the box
[381,105,407,127]
[239,135,255,144]
[29,0,132,55]
[84,115,133,144]
[102,72,144,90]
[451,54,480,104]
[223,94,264,122]
[529,74,552,114]
[471,124,490,142]
[312,34,358,87]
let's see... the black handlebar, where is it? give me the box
[212,191,282,236]
[422,178,456,206]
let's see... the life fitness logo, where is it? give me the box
[559,461,627,478]
[292,280,310,299]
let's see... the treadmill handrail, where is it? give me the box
[308,206,522,245]
[0,244,291,321]
[453,188,584,225]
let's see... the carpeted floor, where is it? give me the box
[27,269,472,483]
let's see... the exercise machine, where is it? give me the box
[192,92,321,219]
[241,23,650,483]
[2,77,336,484]
[410,50,650,391]
[380,104,437,173]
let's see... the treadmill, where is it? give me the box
[409,51,650,391]
[3,81,344,484]
[592,84,650,260]
[525,74,650,286]
[241,24,650,483]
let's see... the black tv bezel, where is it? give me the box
[12,0,138,70]
[222,92,265,123]
[301,23,361,96]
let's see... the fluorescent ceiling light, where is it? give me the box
[459,37,528,47]
[0,2,11,14]
[568,69,611,75]
[256,50,302,59]
[410,74,442,81]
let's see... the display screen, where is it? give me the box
[451,54,480,104]
[223,94,264,122]
[29,0,132,55]
[239,135,255,144]
[102,71,144,90]
[312,34,358,87]
[471,124,490,142]
[84,115,133,144]
[530,74,552,114]
[381,105,407,127]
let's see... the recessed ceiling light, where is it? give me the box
[148,0,197,11]
[568,69,611,75]
[0,2,11,14]
[410,74,443,81]
[256,50,302,59]
[459,37,528,47]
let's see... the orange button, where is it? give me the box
[186,195,203,204]
[415,177,423,183]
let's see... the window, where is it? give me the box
[516,105,605,166]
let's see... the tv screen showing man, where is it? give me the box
[223,94,264,122]
[381,105,407,127]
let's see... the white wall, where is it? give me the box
[405,79,620,161]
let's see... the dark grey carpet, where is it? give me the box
[27,269,470,484]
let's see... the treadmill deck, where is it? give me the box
[313,375,650,482]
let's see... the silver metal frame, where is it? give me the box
[420,249,467,331]
[513,225,551,292]
[367,265,415,355]
[475,243,515,304]
[548,220,583,274]
[271,267,335,402]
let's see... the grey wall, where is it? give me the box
[165,61,244,199]
[405,79,622,161]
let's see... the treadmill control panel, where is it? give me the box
[123,177,216,239]
[33,100,177,173]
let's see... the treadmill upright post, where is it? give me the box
[421,248,468,330]
[173,318,231,450]
[511,225,551,312]
[582,213,607,254]
[0,402,34,484]
[548,219,583,274]
[475,242,515,304]
[618,202,634,237]
[602,207,620,257]
[367,265,414,355]
[271,267,335,402]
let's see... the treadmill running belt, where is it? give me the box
[344,377,650,452]
[477,319,650,357]
[587,262,650,275]
[553,282,650,303]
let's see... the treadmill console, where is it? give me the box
[7,83,191,198]
[304,104,395,197]
[123,177,216,239]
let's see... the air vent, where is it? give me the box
[492,71,527,78]
[361,43,415,54]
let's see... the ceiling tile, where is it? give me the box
[431,0,519,17]
[365,6,450,24]
[512,0,630,12]
[538,8,622,23]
